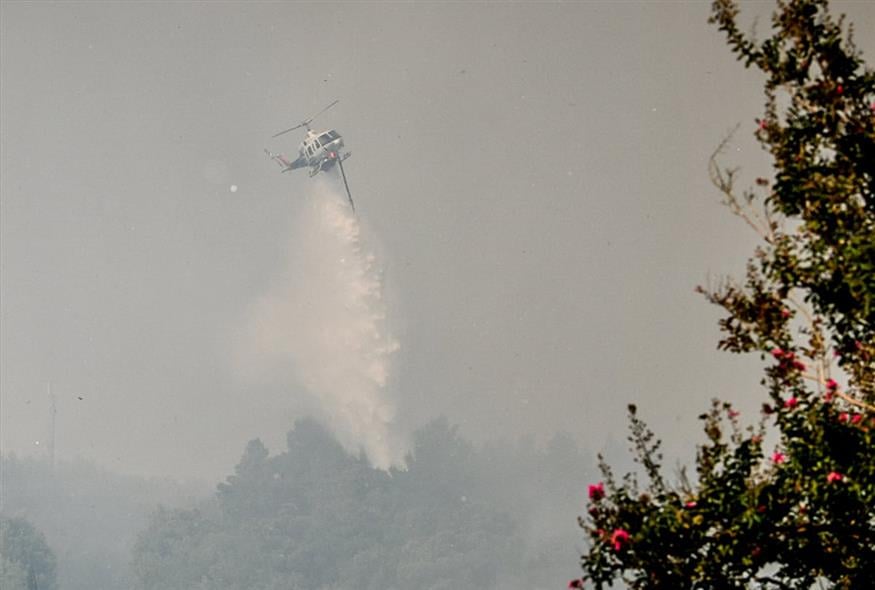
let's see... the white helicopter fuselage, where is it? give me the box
[299,129,348,176]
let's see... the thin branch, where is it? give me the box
[786,293,829,391]
[832,389,875,413]
[762,200,778,243]
[787,294,817,332]
[708,129,774,241]
[798,371,875,412]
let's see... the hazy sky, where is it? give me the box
[3,1,874,480]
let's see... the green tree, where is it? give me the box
[0,516,58,590]
[575,1,874,588]
[133,418,531,590]
[133,416,588,590]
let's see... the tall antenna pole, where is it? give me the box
[48,382,57,470]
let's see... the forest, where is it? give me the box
[1,418,599,590]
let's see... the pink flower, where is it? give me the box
[839,412,850,423]
[771,347,785,359]
[824,379,838,401]
[771,452,786,464]
[836,84,844,95]
[685,500,697,508]
[728,409,740,419]
[758,118,768,130]
[827,471,843,484]
[611,528,630,551]
[784,397,798,409]
[851,413,862,425]
[568,579,584,589]
[792,360,807,371]
[588,482,605,502]
[780,308,791,319]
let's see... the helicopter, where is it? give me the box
[265,100,355,212]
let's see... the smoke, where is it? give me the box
[238,176,406,470]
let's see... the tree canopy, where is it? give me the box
[0,516,58,590]
[133,418,590,590]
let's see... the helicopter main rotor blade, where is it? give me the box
[271,100,339,138]
[306,99,339,126]
[272,122,306,138]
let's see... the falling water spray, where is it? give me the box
[239,177,406,469]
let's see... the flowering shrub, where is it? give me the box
[575,1,875,588]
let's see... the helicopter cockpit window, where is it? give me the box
[319,132,338,145]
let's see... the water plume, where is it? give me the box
[239,176,405,470]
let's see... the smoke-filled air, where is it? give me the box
[238,176,406,470]
[7,2,875,590]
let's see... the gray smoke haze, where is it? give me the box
[237,177,406,469]
[3,1,874,480]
